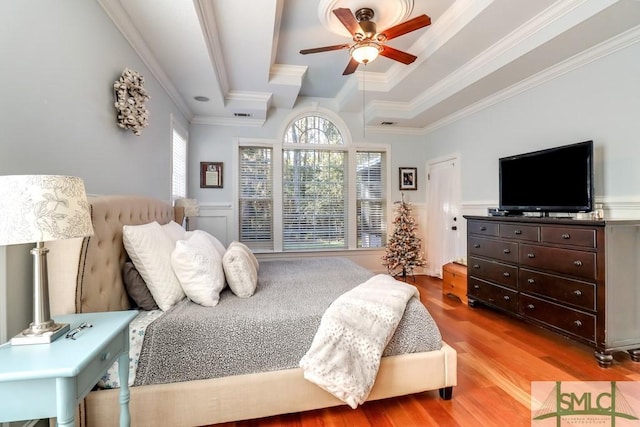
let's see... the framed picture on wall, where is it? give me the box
[200,162,223,188]
[399,167,417,190]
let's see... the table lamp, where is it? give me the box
[0,175,93,345]
[175,198,199,231]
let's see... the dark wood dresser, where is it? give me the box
[464,215,640,367]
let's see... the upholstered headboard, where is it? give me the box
[48,195,176,315]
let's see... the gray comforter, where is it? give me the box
[134,257,442,386]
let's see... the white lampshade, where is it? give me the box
[350,41,381,64]
[0,175,93,345]
[0,175,94,245]
[175,198,199,217]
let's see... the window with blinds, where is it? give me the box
[356,151,386,248]
[172,127,187,200]
[239,147,273,249]
[238,114,386,252]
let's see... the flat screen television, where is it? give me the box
[499,140,594,214]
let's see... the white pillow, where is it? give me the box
[185,230,226,258]
[123,221,185,311]
[228,241,259,272]
[171,232,225,307]
[162,220,186,244]
[222,245,257,298]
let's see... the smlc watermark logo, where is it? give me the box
[531,381,640,426]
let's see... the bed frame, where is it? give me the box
[46,195,457,426]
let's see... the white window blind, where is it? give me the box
[282,149,347,250]
[356,151,386,248]
[239,147,273,250]
[172,128,187,200]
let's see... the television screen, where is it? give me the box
[499,140,594,214]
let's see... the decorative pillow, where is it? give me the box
[186,230,226,258]
[122,261,159,311]
[171,232,225,307]
[228,241,259,272]
[162,220,186,244]
[123,221,185,311]
[222,245,258,298]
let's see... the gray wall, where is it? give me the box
[0,1,188,342]
[421,41,640,212]
[0,0,188,200]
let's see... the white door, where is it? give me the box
[425,155,461,278]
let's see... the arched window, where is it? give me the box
[238,112,387,252]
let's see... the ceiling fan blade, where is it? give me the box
[300,44,350,55]
[379,46,417,65]
[343,57,359,75]
[333,8,361,36]
[379,15,431,41]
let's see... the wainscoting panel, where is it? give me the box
[189,203,234,247]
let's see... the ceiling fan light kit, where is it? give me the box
[300,6,431,75]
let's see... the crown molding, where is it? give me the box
[420,23,640,134]
[191,115,266,127]
[97,0,193,121]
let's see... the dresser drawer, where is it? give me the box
[520,294,595,343]
[519,268,596,311]
[541,226,597,248]
[519,244,596,280]
[499,224,540,242]
[468,237,518,263]
[468,277,518,313]
[468,221,499,237]
[469,257,517,289]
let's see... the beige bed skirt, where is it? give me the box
[84,343,457,427]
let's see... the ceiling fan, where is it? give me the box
[300,7,431,75]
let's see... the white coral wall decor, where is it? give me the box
[113,68,150,136]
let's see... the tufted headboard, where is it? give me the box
[48,195,177,315]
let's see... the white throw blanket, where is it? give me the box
[299,274,419,408]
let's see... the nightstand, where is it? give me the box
[0,310,138,426]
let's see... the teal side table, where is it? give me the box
[0,310,138,426]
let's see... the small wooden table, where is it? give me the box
[0,310,137,426]
[442,262,468,304]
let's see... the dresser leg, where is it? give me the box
[594,350,613,368]
[628,348,640,362]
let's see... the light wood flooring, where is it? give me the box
[211,275,640,426]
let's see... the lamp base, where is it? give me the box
[10,322,70,346]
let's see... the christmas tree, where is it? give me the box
[382,194,427,280]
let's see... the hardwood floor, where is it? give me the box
[210,275,640,427]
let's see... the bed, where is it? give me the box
[46,195,457,427]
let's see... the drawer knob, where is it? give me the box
[514,230,522,235]
[574,320,582,328]
[503,248,510,254]
[527,304,535,310]
[562,233,570,239]
[101,352,111,361]
[573,290,582,296]
[503,295,510,301]
[573,260,583,267]
[527,278,535,284]
[473,284,480,289]
[474,243,480,248]
[480,226,486,231]
[473,264,480,269]
[503,272,510,277]
[527,253,535,259]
